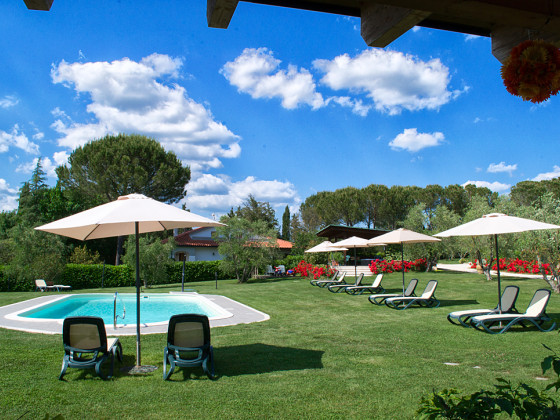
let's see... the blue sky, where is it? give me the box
[1,1,559,220]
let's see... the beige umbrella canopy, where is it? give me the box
[331,236,371,279]
[368,228,441,295]
[305,241,348,274]
[435,213,560,312]
[36,193,224,370]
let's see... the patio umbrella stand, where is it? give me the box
[36,194,224,372]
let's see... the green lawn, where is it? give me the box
[1,270,559,419]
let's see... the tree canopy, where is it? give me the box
[56,133,190,205]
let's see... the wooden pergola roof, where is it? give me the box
[316,224,388,242]
[24,1,560,63]
[205,0,560,63]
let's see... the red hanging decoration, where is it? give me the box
[501,40,560,103]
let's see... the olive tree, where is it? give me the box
[216,217,279,283]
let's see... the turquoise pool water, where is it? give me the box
[18,293,230,325]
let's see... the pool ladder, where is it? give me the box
[113,292,126,329]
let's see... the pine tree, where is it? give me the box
[281,205,290,240]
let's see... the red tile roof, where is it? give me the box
[174,228,218,247]
[174,228,293,249]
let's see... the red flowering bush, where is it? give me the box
[470,258,551,275]
[369,259,426,274]
[293,260,332,279]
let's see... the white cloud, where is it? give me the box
[532,165,560,182]
[222,47,461,116]
[314,48,462,115]
[487,162,517,176]
[0,178,17,194]
[389,128,444,152]
[16,156,62,179]
[186,173,299,216]
[50,53,240,171]
[0,125,40,154]
[221,47,325,110]
[0,179,19,212]
[464,34,481,41]
[0,95,19,109]
[462,180,511,193]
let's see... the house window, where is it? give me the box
[176,252,189,262]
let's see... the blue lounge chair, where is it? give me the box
[385,280,439,310]
[328,273,363,293]
[447,285,519,327]
[59,316,122,380]
[345,274,384,295]
[368,278,418,305]
[163,313,215,380]
[471,289,556,334]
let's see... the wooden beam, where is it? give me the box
[492,26,560,64]
[23,0,53,11]
[361,2,430,47]
[207,0,240,29]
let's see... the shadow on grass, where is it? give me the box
[438,299,479,307]
[215,343,324,376]
[246,276,299,284]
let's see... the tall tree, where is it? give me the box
[281,205,291,240]
[235,195,278,231]
[442,184,469,217]
[56,133,190,205]
[56,133,191,264]
[332,186,364,227]
[17,158,48,224]
[362,184,389,229]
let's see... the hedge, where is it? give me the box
[166,261,228,284]
[0,261,230,292]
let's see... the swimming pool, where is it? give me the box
[16,293,233,326]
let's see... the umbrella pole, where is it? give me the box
[135,222,141,367]
[495,234,502,314]
[354,247,357,279]
[401,244,405,296]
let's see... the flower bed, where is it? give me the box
[293,260,334,279]
[469,258,551,275]
[369,258,427,274]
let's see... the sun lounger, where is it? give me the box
[345,274,384,295]
[328,273,363,293]
[385,280,439,310]
[314,272,346,288]
[368,278,418,305]
[470,289,556,334]
[310,271,338,286]
[35,279,56,292]
[59,316,123,380]
[163,313,215,380]
[447,285,519,327]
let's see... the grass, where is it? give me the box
[1,270,560,419]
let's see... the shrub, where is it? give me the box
[166,261,228,283]
[56,264,134,289]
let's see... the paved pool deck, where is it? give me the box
[0,293,269,335]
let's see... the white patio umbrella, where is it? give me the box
[36,193,224,369]
[435,213,560,313]
[305,241,348,274]
[368,228,441,296]
[331,236,371,279]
